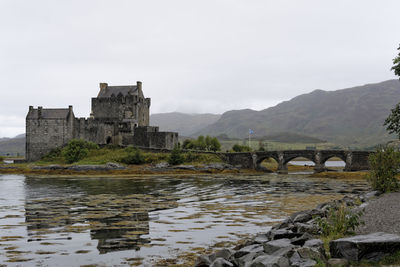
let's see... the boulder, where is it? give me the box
[263,239,294,254]
[194,255,212,267]
[235,251,265,267]
[253,233,269,244]
[289,251,317,267]
[330,232,400,262]
[327,258,349,267]
[210,258,234,267]
[250,248,293,267]
[210,249,234,262]
[290,233,313,246]
[234,244,264,258]
[267,229,301,240]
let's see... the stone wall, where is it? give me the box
[26,116,73,162]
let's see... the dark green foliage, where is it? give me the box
[168,146,185,165]
[42,147,62,161]
[392,44,400,78]
[384,103,400,139]
[232,144,251,152]
[184,151,198,162]
[182,136,221,151]
[0,155,4,162]
[368,146,400,193]
[316,204,363,237]
[120,148,145,165]
[62,139,99,163]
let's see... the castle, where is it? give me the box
[26,82,178,161]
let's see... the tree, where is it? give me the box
[392,44,400,78]
[168,145,185,165]
[209,137,221,152]
[384,103,400,139]
[368,146,400,193]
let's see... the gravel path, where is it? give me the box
[357,192,400,235]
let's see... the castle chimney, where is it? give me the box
[38,106,42,119]
[136,81,142,91]
[69,105,73,113]
[99,83,108,90]
[29,106,33,111]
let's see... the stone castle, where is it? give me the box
[26,81,178,161]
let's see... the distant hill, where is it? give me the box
[150,112,221,136]
[195,80,400,148]
[260,132,326,143]
[0,134,25,156]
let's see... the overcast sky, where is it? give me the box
[0,0,399,137]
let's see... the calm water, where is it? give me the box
[0,174,368,266]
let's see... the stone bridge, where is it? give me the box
[218,150,372,173]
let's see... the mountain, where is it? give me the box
[196,80,400,147]
[150,112,221,136]
[0,134,25,156]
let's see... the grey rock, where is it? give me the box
[290,233,313,246]
[210,249,234,261]
[253,233,269,244]
[234,244,264,258]
[293,211,312,223]
[327,258,349,267]
[195,255,212,267]
[268,229,301,240]
[330,232,400,262]
[289,251,317,267]
[173,164,196,170]
[250,250,292,267]
[210,258,234,267]
[294,222,320,235]
[263,239,293,254]
[235,251,265,267]
[296,246,325,262]
[155,162,169,168]
[272,218,291,230]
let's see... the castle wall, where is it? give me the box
[26,117,73,161]
[132,127,178,150]
[91,95,150,126]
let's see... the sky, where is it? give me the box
[0,0,399,137]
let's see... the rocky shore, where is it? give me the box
[194,191,400,267]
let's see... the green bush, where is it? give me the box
[182,136,221,151]
[232,144,252,152]
[316,203,363,237]
[120,148,145,165]
[168,146,185,165]
[62,139,99,163]
[42,147,63,161]
[368,146,400,193]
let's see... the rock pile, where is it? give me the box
[194,191,400,267]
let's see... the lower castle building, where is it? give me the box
[26,81,178,161]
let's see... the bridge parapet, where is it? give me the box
[221,150,372,173]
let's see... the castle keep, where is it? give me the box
[26,82,178,161]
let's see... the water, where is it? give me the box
[290,160,346,167]
[0,174,368,266]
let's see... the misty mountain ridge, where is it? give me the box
[196,79,400,147]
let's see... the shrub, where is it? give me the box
[42,147,62,161]
[185,152,198,162]
[62,139,99,163]
[182,136,221,151]
[232,144,251,152]
[316,204,363,237]
[120,148,145,165]
[368,146,400,193]
[168,146,185,165]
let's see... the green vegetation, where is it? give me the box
[119,147,145,165]
[231,144,251,152]
[182,135,221,152]
[0,155,4,162]
[384,103,400,139]
[38,143,222,166]
[168,146,185,165]
[392,43,400,78]
[316,204,363,238]
[62,139,99,163]
[368,146,400,193]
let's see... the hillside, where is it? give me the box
[196,80,400,147]
[0,134,25,156]
[150,112,221,136]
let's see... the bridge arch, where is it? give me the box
[256,154,280,172]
